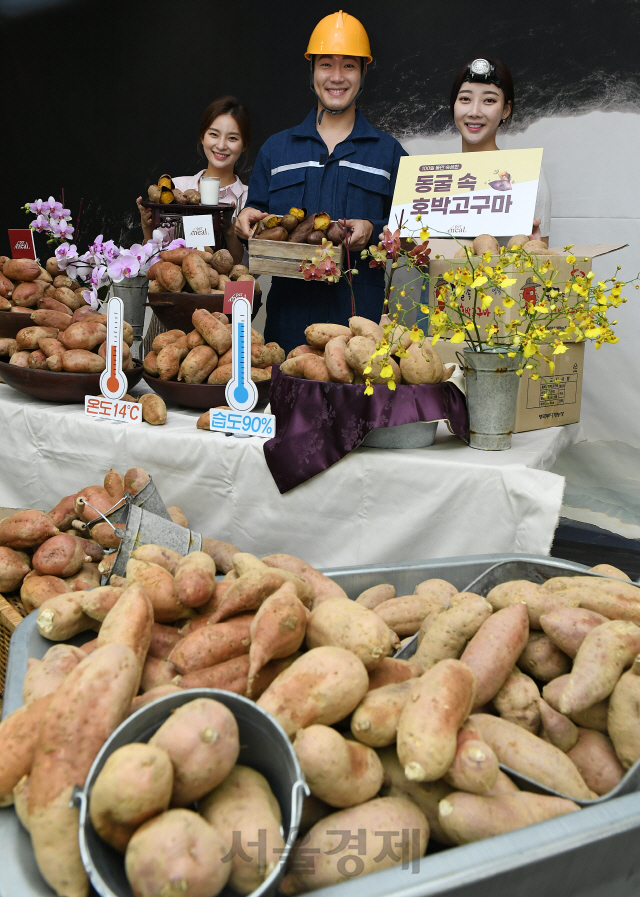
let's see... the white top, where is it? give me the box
[172,171,248,216]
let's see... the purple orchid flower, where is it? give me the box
[108,249,141,282]
[49,206,71,222]
[49,220,74,240]
[29,199,50,216]
[55,242,78,270]
[30,214,50,233]
[82,286,101,310]
[46,196,64,218]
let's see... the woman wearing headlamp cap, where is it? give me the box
[236,11,406,354]
[451,56,551,245]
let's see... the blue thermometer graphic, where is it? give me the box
[99,296,128,401]
[225,295,258,412]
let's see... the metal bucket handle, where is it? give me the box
[456,350,475,379]
[73,496,127,534]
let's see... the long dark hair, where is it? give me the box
[449,57,515,125]
[197,96,251,174]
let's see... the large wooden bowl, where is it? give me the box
[148,292,262,333]
[143,372,271,410]
[0,310,37,338]
[0,361,144,403]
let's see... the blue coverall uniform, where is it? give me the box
[246,108,407,354]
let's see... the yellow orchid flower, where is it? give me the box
[387,379,397,391]
[503,296,515,308]
[471,275,488,288]
[380,363,393,379]
[450,331,465,343]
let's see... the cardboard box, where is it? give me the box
[426,241,626,342]
[437,339,584,433]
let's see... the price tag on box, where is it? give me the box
[209,408,275,438]
[85,396,143,424]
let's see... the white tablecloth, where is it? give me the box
[0,382,584,567]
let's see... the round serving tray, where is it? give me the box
[143,371,271,411]
[0,360,144,403]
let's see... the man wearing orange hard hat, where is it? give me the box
[236,11,406,354]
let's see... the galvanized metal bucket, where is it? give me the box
[461,347,520,451]
[75,689,308,897]
[108,276,148,360]
[108,503,202,579]
[361,420,438,449]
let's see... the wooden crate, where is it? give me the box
[248,224,345,280]
[0,593,27,706]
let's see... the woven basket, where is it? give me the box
[0,593,27,710]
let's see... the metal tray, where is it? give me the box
[6,553,640,897]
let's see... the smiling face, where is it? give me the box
[201,113,245,177]
[454,81,512,152]
[313,54,362,112]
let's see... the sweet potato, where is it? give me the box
[366,656,422,691]
[542,675,609,732]
[140,655,180,692]
[302,322,352,349]
[173,550,216,608]
[125,559,185,623]
[415,593,493,670]
[438,790,579,845]
[79,585,124,621]
[280,797,428,895]
[156,338,189,380]
[149,697,239,805]
[323,334,354,383]
[62,349,106,372]
[169,614,253,673]
[28,644,140,897]
[207,363,232,384]
[139,393,166,426]
[90,742,174,852]
[30,308,72,330]
[414,578,458,602]
[349,315,384,343]
[460,602,530,708]
[210,248,234,274]
[608,669,640,768]
[16,325,58,351]
[125,809,230,897]
[131,543,183,575]
[545,576,640,625]
[0,337,17,357]
[201,537,238,574]
[155,261,186,292]
[261,553,347,606]
[351,679,416,747]
[306,597,395,669]
[4,258,41,281]
[0,509,59,550]
[257,646,368,737]
[53,286,86,311]
[27,349,48,370]
[539,607,609,658]
[193,307,232,355]
[295,724,384,808]
[0,696,51,806]
[470,713,591,799]
[558,620,640,714]
[356,583,395,609]
[517,631,571,681]
[124,467,150,496]
[97,583,154,690]
[400,340,444,384]
[36,590,100,641]
[589,563,631,581]
[248,583,308,687]
[37,295,72,315]
[9,350,30,367]
[178,344,218,382]
[0,545,31,591]
[74,485,114,521]
[146,622,182,660]
[32,532,90,577]
[182,252,212,293]
[287,344,324,359]
[397,659,476,782]
[566,728,625,795]
[280,354,331,381]
[443,728,499,795]
[38,336,67,358]
[186,328,206,349]
[59,319,107,350]
[487,579,580,628]
[20,572,68,612]
[176,653,251,692]
[493,667,541,734]
[375,594,446,637]
[129,685,183,714]
[13,281,45,307]
[537,698,579,752]
[151,329,185,354]
[251,341,285,368]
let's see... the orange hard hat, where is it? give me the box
[305,11,372,63]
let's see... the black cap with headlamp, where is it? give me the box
[463,58,505,92]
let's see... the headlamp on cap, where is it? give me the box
[463,58,504,93]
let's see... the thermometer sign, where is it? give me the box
[98,296,128,401]
[225,282,258,414]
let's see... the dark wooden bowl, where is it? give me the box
[0,361,144,403]
[143,372,271,410]
[0,310,37,338]
[148,292,262,332]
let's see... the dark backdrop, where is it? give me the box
[2,0,639,255]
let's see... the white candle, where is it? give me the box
[200,177,220,205]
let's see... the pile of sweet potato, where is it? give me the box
[147,173,201,206]
[146,246,260,296]
[254,209,345,245]
[143,309,284,385]
[280,315,456,385]
[0,256,89,315]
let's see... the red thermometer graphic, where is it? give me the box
[99,296,127,401]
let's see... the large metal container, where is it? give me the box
[462,348,520,451]
[5,553,640,897]
[75,689,307,897]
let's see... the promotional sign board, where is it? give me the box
[8,229,36,260]
[183,215,215,250]
[390,148,543,239]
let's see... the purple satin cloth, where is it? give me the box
[263,366,470,493]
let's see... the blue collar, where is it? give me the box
[290,108,379,142]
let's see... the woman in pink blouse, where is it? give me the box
[137,96,251,263]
